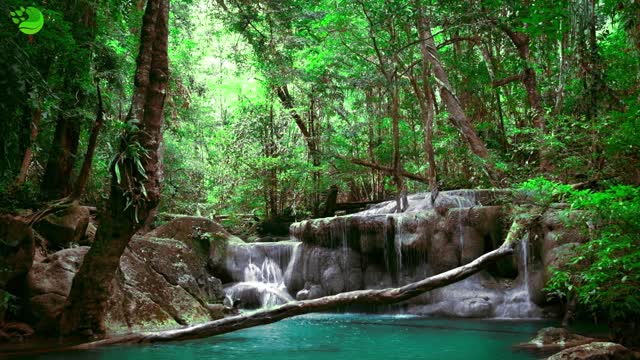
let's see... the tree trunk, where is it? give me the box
[71,82,105,200]
[417,12,503,185]
[275,85,321,216]
[60,0,169,336]
[409,69,438,203]
[40,0,98,199]
[498,25,551,172]
[41,113,82,199]
[390,85,406,212]
[14,107,41,186]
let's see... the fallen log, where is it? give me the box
[3,207,543,356]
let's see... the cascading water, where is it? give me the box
[225,257,293,309]
[494,234,541,318]
[395,215,403,282]
[454,191,476,263]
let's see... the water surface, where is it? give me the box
[18,314,550,360]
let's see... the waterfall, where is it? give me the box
[494,233,541,318]
[339,217,349,288]
[225,253,294,309]
[394,215,404,283]
[522,234,530,296]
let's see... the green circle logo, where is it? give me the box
[10,6,44,35]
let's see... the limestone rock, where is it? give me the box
[517,327,598,353]
[147,216,242,244]
[34,205,90,249]
[547,342,639,360]
[0,215,34,289]
[26,235,225,334]
[147,216,243,282]
[82,222,97,245]
[0,322,34,343]
[26,246,87,332]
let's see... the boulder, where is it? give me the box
[0,322,34,343]
[82,222,97,245]
[26,235,225,334]
[547,342,639,360]
[26,246,87,332]
[517,327,598,353]
[147,216,241,243]
[147,216,243,281]
[306,285,325,300]
[0,215,34,289]
[528,209,589,306]
[34,205,90,249]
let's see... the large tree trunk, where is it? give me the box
[417,13,503,185]
[60,0,169,336]
[14,107,41,186]
[41,113,82,199]
[71,82,105,200]
[275,85,321,216]
[409,68,438,203]
[498,25,551,172]
[40,0,97,199]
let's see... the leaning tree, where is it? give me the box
[59,0,170,336]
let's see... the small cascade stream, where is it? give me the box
[494,234,542,318]
[394,215,403,281]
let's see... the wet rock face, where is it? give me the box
[547,342,640,360]
[34,205,90,249]
[285,198,541,318]
[268,191,544,317]
[220,191,580,318]
[290,205,506,281]
[285,244,362,298]
[26,235,225,334]
[527,209,589,306]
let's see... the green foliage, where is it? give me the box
[0,289,18,321]
[1,0,639,235]
[523,179,640,321]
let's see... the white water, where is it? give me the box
[494,234,542,318]
[395,215,403,281]
[226,257,294,308]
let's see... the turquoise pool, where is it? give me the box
[12,314,551,360]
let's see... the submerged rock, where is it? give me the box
[26,234,225,334]
[547,342,639,360]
